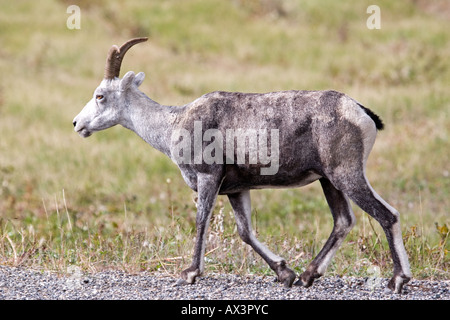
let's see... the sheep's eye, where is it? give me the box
[96,95,104,100]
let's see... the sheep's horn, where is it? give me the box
[104,37,148,80]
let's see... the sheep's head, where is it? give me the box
[73,38,148,138]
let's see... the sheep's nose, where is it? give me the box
[73,121,77,127]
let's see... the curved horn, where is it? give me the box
[104,37,148,80]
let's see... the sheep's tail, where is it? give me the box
[358,103,384,131]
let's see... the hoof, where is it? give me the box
[387,274,411,294]
[279,269,296,288]
[180,266,201,285]
[294,277,313,288]
[294,269,321,288]
[274,262,296,288]
[294,278,307,287]
[174,278,189,286]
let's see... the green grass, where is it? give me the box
[0,0,448,280]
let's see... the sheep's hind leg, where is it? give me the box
[228,190,296,288]
[295,178,355,288]
[338,175,411,293]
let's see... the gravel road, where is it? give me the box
[0,265,448,300]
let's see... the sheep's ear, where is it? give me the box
[134,72,145,87]
[119,71,135,92]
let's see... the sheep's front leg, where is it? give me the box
[177,173,223,285]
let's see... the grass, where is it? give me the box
[0,0,448,281]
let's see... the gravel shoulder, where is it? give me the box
[0,265,448,300]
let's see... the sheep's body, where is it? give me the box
[172,90,376,194]
[73,38,411,293]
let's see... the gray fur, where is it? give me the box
[73,39,411,293]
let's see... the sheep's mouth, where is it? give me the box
[76,127,92,138]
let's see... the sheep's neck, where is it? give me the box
[122,93,174,158]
